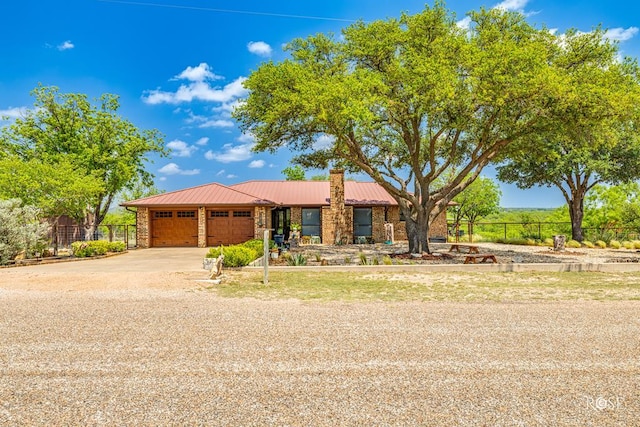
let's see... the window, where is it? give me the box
[233,211,252,217]
[210,211,229,217]
[177,211,195,218]
[353,208,372,237]
[301,208,321,237]
[154,211,173,218]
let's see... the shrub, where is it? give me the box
[633,240,640,250]
[71,240,124,257]
[220,245,259,267]
[0,199,48,264]
[582,240,595,249]
[542,238,554,247]
[358,252,369,265]
[595,240,607,249]
[243,239,269,254]
[205,244,261,267]
[566,240,582,249]
[206,246,223,259]
[609,240,622,249]
[500,238,536,246]
[622,241,634,250]
[287,253,307,266]
[382,255,394,265]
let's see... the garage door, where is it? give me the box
[207,209,254,246]
[151,210,198,247]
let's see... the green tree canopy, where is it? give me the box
[235,2,565,253]
[450,176,502,226]
[497,29,640,241]
[0,85,166,236]
[282,165,306,180]
[0,156,103,223]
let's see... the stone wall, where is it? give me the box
[322,205,353,244]
[253,206,270,240]
[328,169,348,244]
[372,207,386,243]
[197,207,206,248]
[381,206,448,242]
[430,211,448,240]
[136,207,150,248]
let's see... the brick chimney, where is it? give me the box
[330,169,347,244]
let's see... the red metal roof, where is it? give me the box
[121,182,273,207]
[122,180,399,207]
[230,181,398,206]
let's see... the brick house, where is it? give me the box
[121,169,448,248]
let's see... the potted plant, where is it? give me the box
[290,223,301,240]
[269,241,279,259]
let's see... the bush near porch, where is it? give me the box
[71,241,126,257]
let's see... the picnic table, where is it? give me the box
[448,244,480,254]
[463,253,498,264]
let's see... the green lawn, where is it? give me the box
[205,271,640,302]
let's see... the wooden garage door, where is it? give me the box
[207,209,254,246]
[151,210,198,247]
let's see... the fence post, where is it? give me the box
[538,222,541,240]
[504,223,507,240]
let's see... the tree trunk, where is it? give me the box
[406,213,430,254]
[568,196,585,242]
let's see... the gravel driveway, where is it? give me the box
[1,249,639,425]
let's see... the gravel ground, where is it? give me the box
[1,248,639,425]
[1,290,639,425]
[281,241,640,266]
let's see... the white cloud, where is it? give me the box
[605,27,639,42]
[166,139,198,157]
[158,162,200,175]
[216,169,226,176]
[172,63,221,82]
[199,119,234,128]
[205,143,254,163]
[143,71,248,105]
[248,160,265,168]
[456,16,472,30]
[227,174,238,179]
[196,137,209,146]
[313,134,335,150]
[0,106,27,121]
[57,40,74,51]
[458,0,531,28]
[494,0,529,12]
[247,41,273,57]
[213,99,242,117]
[237,133,256,144]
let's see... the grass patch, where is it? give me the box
[207,271,640,302]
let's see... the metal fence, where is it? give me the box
[48,224,136,249]
[448,221,640,242]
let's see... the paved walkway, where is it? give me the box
[3,248,209,274]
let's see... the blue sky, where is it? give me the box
[2,0,640,208]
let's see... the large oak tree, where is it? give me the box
[235,3,564,253]
[497,29,640,241]
[0,85,166,237]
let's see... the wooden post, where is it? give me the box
[263,229,269,285]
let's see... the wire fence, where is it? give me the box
[48,224,136,249]
[448,221,640,243]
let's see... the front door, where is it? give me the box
[271,207,291,239]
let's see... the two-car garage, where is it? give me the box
[150,208,254,247]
